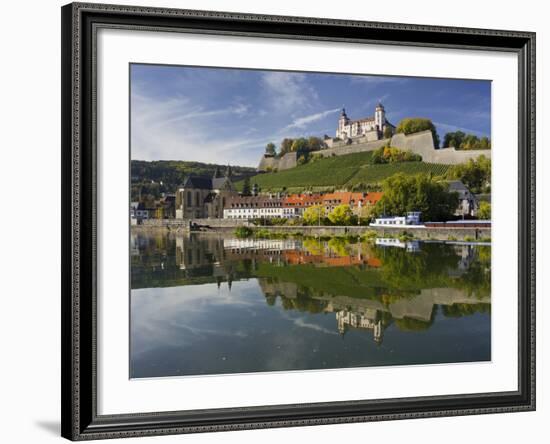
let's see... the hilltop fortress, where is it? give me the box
[258,104,491,172]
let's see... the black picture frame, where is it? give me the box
[61,2,536,440]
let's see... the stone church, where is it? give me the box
[336,103,395,141]
[175,166,238,219]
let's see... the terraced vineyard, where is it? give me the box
[347,162,451,187]
[236,150,451,192]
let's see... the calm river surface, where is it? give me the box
[130,232,491,378]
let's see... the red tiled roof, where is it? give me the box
[283,194,323,207]
[283,191,384,208]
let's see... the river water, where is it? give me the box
[130,232,491,378]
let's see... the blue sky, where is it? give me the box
[131,64,491,167]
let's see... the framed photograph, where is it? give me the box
[61,2,535,440]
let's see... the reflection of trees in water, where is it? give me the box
[374,243,461,291]
[302,238,324,256]
[132,233,491,305]
[327,237,350,257]
[373,243,491,299]
[393,305,437,332]
[279,292,328,314]
[262,283,329,314]
[455,246,491,298]
[441,303,491,318]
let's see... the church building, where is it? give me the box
[336,103,395,141]
[175,166,238,219]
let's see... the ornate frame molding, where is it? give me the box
[61,2,535,440]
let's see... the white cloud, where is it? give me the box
[433,121,487,137]
[261,71,319,114]
[283,108,340,131]
[131,89,266,166]
[291,317,338,336]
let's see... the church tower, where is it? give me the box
[374,103,386,131]
[337,108,349,139]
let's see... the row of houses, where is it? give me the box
[130,190,382,222]
[222,191,383,219]
[130,195,176,224]
[131,167,482,223]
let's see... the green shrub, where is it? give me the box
[235,226,253,238]
[398,231,414,242]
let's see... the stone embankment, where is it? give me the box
[133,219,490,241]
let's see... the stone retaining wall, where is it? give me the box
[134,220,490,240]
[258,130,490,171]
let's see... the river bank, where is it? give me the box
[132,219,490,242]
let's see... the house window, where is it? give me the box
[187,191,192,207]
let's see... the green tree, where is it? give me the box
[328,237,349,256]
[265,142,276,156]
[383,126,393,139]
[396,117,440,148]
[479,136,491,150]
[328,204,354,225]
[372,145,422,164]
[446,155,491,193]
[280,138,294,156]
[307,136,324,151]
[444,131,491,150]
[443,130,466,148]
[357,203,375,225]
[242,177,251,196]
[290,138,309,152]
[374,173,459,221]
[302,204,326,225]
[477,201,491,220]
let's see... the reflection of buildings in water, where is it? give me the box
[375,238,420,252]
[130,233,140,257]
[175,235,225,270]
[446,244,476,277]
[455,244,476,271]
[131,232,156,257]
[223,238,302,266]
[175,235,236,290]
[223,238,301,252]
[258,279,387,343]
[175,235,383,270]
[282,250,381,268]
[335,309,383,343]
[259,279,490,345]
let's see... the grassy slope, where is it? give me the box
[235,151,451,192]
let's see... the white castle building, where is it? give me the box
[336,103,395,141]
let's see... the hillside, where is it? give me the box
[131,160,256,200]
[235,151,451,193]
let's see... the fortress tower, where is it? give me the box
[337,108,350,139]
[374,102,386,129]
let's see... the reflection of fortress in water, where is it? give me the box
[258,279,488,344]
[163,235,490,344]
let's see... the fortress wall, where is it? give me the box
[257,152,297,172]
[258,130,490,171]
[278,152,297,170]
[319,138,389,158]
[390,131,491,164]
[257,155,278,171]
